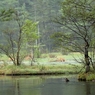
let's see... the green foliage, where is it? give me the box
[0,8,15,21]
[61,0,95,26]
[78,72,95,81]
[53,0,95,70]
[78,73,87,81]
[0,8,39,65]
[22,19,39,42]
[51,32,71,45]
[86,73,95,81]
[0,0,64,53]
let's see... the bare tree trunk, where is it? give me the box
[15,11,22,66]
[84,40,90,73]
[17,51,20,66]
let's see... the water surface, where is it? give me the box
[0,75,95,95]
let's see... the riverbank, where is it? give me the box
[0,64,81,76]
[0,64,95,81]
[78,72,95,81]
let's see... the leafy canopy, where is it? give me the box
[22,19,39,42]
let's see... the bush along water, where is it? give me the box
[78,72,95,81]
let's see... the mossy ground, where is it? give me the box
[78,72,95,81]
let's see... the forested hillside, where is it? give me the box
[0,0,63,53]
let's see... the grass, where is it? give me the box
[78,72,95,81]
[0,52,95,81]
[0,52,84,77]
[0,64,81,76]
[0,52,83,63]
[40,52,83,62]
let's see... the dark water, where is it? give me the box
[0,75,95,95]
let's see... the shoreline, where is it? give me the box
[0,70,78,76]
[0,64,95,81]
[0,64,80,76]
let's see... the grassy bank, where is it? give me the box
[0,52,95,81]
[0,64,81,76]
[78,72,95,81]
[0,63,95,81]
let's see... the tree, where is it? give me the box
[22,19,39,63]
[0,8,38,66]
[54,0,95,72]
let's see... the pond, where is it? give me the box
[0,75,95,95]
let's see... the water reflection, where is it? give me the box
[85,82,91,95]
[41,78,64,95]
[15,80,20,95]
[0,76,95,95]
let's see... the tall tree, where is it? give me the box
[0,8,38,66]
[54,0,95,72]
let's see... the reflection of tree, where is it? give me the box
[13,77,43,95]
[15,79,20,95]
[85,82,91,95]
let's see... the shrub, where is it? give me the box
[78,72,95,81]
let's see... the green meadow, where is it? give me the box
[0,52,83,75]
[0,52,95,81]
